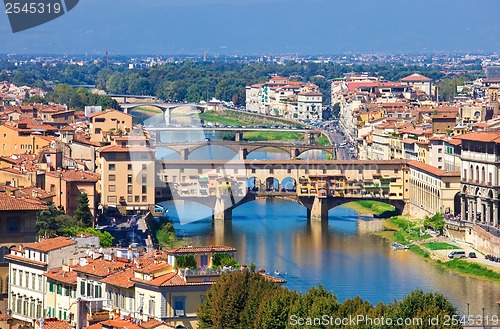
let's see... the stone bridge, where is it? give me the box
[154,140,334,160]
[155,159,410,220]
[120,102,207,124]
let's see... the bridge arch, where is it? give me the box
[188,145,239,160]
[246,146,292,159]
[296,148,334,160]
[247,177,262,191]
[281,177,297,192]
[155,146,182,160]
[264,177,280,191]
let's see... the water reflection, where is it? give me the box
[161,199,500,316]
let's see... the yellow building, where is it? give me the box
[88,110,133,142]
[97,138,155,213]
[45,169,100,216]
[408,160,461,218]
[0,123,52,157]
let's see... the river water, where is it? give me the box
[145,112,500,316]
[159,199,500,317]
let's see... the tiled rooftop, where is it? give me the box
[23,236,76,252]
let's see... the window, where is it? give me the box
[142,196,147,202]
[57,284,62,295]
[127,174,133,183]
[109,175,116,181]
[127,196,133,202]
[173,297,185,317]
[8,217,19,232]
[128,185,133,194]
[445,182,450,188]
[107,196,117,203]
[49,281,55,293]
[108,164,116,171]
[142,174,147,184]
[142,186,147,194]
[128,164,132,170]
[108,185,116,192]
[438,148,442,153]
[142,164,147,170]
[135,196,139,202]
[149,297,155,316]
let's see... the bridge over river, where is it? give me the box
[155,159,410,220]
[154,140,335,160]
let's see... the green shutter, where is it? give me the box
[49,282,54,292]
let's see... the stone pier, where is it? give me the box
[308,197,329,221]
[213,196,233,220]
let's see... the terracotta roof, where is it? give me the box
[447,138,462,146]
[37,319,72,329]
[298,91,322,96]
[98,145,155,153]
[4,254,47,266]
[100,268,135,288]
[87,109,132,119]
[15,187,55,200]
[24,237,76,252]
[401,73,432,82]
[73,259,128,277]
[167,245,237,254]
[408,160,460,177]
[132,272,212,287]
[46,169,100,182]
[87,319,142,329]
[44,269,77,285]
[139,319,165,329]
[0,193,48,211]
[73,137,101,147]
[402,139,417,144]
[455,131,500,143]
[134,262,171,274]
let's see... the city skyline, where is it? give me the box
[2,0,500,55]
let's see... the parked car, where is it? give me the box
[448,251,466,259]
[468,252,477,258]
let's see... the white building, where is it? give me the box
[296,91,322,120]
[401,73,432,96]
[6,237,79,323]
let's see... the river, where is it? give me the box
[144,111,500,316]
[158,200,500,316]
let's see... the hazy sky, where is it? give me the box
[1,0,500,55]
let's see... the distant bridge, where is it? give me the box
[110,94,157,102]
[119,102,208,124]
[154,159,409,220]
[154,140,335,160]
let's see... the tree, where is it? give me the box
[198,271,283,329]
[389,290,461,329]
[212,252,239,268]
[36,204,64,237]
[174,255,197,269]
[74,192,93,227]
[75,227,114,247]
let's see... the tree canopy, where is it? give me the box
[198,271,461,329]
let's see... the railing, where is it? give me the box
[476,222,500,238]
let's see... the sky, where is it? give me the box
[1,0,500,55]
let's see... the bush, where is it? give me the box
[174,254,197,269]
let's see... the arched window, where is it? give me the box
[470,165,474,182]
[481,167,486,184]
[476,165,479,182]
